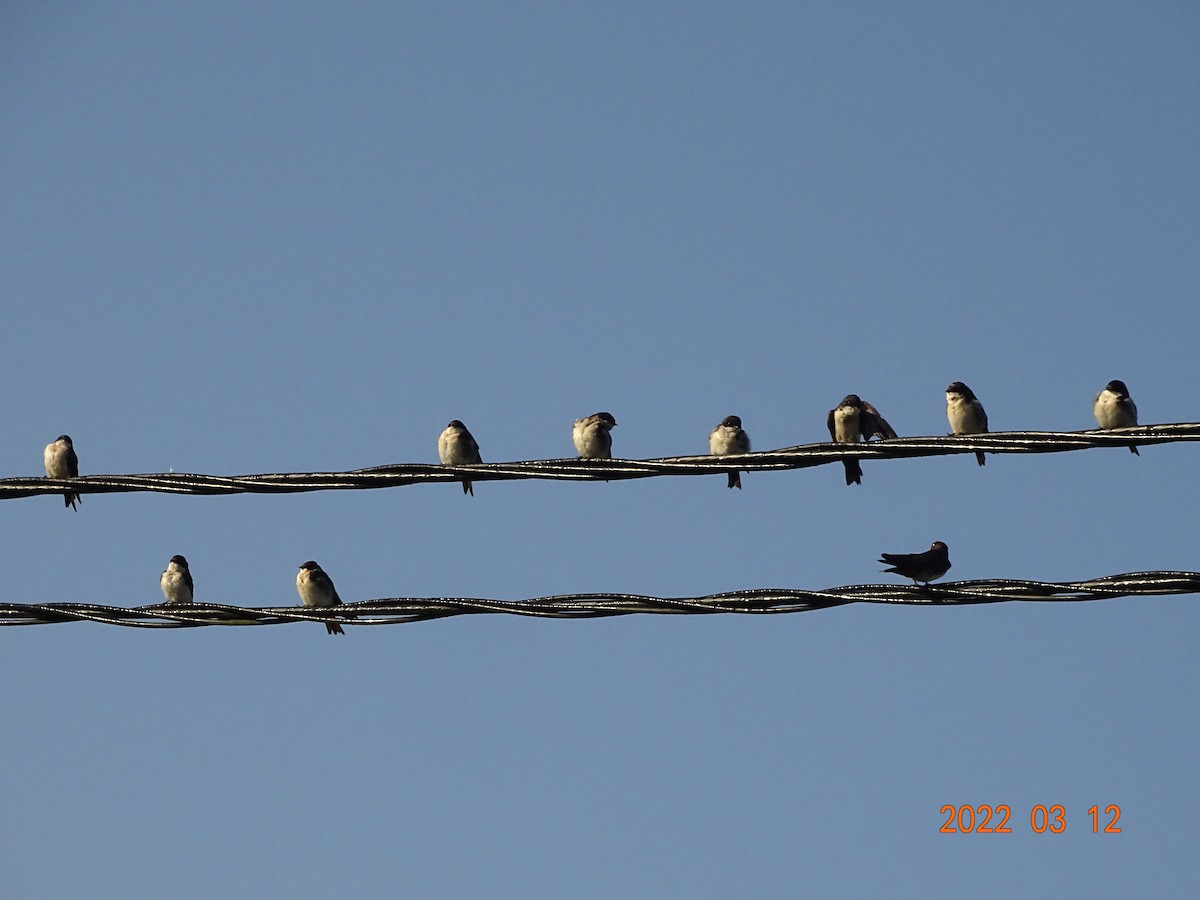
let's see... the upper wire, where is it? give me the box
[0,424,1183,501]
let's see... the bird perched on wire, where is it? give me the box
[945,381,989,466]
[438,419,482,495]
[43,434,81,510]
[879,541,952,585]
[573,411,618,459]
[1093,380,1140,456]
[296,561,346,636]
[160,555,194,605]
[709,415,751,489]
[827,395,897,485]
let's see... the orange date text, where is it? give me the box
[939,804,1121,834]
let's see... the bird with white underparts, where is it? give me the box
[296,560,347,636]
[160,555,194,605]
[573,411,617,459]
[1093,379,1140,456]
[945,381,989,466]
[709,415,750,489]
[438,419,482,495]
[827,395,897,486]
[43,434,81,510]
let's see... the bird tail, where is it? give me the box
[1129,446,1140,457]
[462,479,474,495]
[65,491,80,510]
[727,470,741,490]
[975,451,986,467]
[325,600,350,635]
[842,459,862,486]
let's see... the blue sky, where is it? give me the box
[2,3,1198,897]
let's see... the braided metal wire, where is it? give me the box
[2,571,1196,629]
[0,424,1186,501]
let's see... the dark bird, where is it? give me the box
[879,541,952,585]
[827,395,897,485]
[709,415,751,489]
[1093,380,1139,456]
[438,419,483,495]
[43,434,81,510]
[573,411,618,459]
[296,560,346,636]
[160,555,194,604]
[945,381,989,466]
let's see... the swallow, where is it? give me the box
[826,395,897,485]
[438,419,482,495]
[1093,380,1139,455]
[43,434,81,510]
[573,411,618,459]
[709,415,751,489]
[160,555,194,604]
[879,541,951,585]
[296,560,346,635]
[945,381,989,466]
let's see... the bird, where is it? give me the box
[1093,380,1140,456]
[879,541,952,585]
[438,420,482,495]
[160,555,194,605]
[573,411,618,459]
[43,434,81,510]
[709,415,751,489]
[945,381,989,466]
[826,395,897,485]
[296,561,346,635]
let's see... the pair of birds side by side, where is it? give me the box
[159,555,346,636]
[942,379,1140,463]
[949,379,1141,461]
[436,412,621,496]
[831,382,1017,484]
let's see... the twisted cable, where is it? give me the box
[2,570,1195,628]
[0,424,1186,501]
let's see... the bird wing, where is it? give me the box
[860,402,898,440]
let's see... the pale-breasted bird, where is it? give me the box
[296,560,346,636]
[438,419,483,495]
[160,555,194,604]
[945,381,989,466]
[43,434,81,510]
[573,411,618,459]
[827,395,897,486]
[709,415,751,489]
[1093,380,1140,456]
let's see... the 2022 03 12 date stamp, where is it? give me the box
[939,804,1122,834]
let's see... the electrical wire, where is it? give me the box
[2,571,1195,628]
[0,424,1185,501]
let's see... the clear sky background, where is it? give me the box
[2,3,1197,897]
